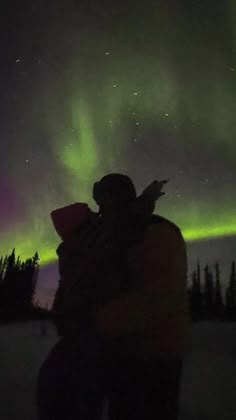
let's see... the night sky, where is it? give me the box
[1,1,236,298]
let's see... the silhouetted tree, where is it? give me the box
[197,260,201,285]
[187,260,236,322]
[203,264,214,319]
[214,262,224,318]
[0,250,40,321]
[189,264,203,321]
[225,261,236,320]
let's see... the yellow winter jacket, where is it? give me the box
[95,219,190,361]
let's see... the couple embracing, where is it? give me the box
[37,173,189,420]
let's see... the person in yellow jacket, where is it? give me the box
[94,174,190,420]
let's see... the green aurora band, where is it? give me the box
[1,2,236,264]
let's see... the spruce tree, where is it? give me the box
[204,264,214,319]
[214,262,223,318]
[226,261,236,319]
[190,262,203,321]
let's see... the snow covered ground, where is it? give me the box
[0,321,236,419]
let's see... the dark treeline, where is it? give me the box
[0,249,50,323]
[188,261,236,322]
[0,248,236,324]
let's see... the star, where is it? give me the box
[16,59,21,63]
[25,159,29,163]
[165,113,169,117]
[136,122,140,126]
[105,52,110,55]
[112,85,117,88]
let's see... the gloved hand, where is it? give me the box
[131,179,169,220]
[142,179,168,200]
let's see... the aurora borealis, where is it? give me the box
[1,0,236,269]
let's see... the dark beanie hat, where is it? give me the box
[93,173,137,206]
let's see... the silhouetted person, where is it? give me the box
[36,175,167,420]
[94,174,189,420]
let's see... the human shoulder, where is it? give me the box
[144,215,185,248]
